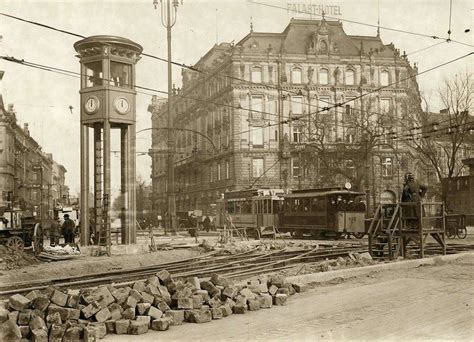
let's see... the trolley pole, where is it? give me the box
[154,0,183,236]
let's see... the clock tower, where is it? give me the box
[74,36,143,249]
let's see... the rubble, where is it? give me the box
[0,269,310,340]
[0,245,40,271]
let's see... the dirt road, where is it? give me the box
[106,253,474,341]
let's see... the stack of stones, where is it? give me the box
[0,270,307,341]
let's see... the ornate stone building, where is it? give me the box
[148,18,423,215]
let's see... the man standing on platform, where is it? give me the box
[62,214,76,244]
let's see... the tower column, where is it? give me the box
[80,124,89,246]
[103,119,111,255]
[120,126,130,244]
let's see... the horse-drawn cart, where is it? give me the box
[0,208,44,252]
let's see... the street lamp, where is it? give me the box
[153,0,183,235]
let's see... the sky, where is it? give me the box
[0,0,472,199]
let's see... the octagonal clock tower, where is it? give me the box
[74,36,142,249]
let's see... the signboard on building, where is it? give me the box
[287,2,342,16]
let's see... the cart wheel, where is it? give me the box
[457,228,467,239]
[32,223,44,253]
[6,236,24,251]
[446,229,455,239]
[353,232,365,239]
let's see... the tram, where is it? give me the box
[278,187,367,238]
[215,188,284,237]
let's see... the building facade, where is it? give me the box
[52,161,69,208]
[148,18,426,216]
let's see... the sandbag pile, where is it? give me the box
[0,270,307,341]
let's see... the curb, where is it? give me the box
[287,251,474,285]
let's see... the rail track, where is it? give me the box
[1,242,473,298]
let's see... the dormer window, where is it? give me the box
[292,67,302,84]
[319,40,328,53]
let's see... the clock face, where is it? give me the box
[84,96,99,114]
[114,97,130,115]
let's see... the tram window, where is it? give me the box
[273,200,282,213]
[242,201,252,214]
[263,200,268,214]
[302,198,310,212]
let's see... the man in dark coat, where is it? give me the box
[62,214,76,244]
[402,172,428,228]
[50,217,61,246]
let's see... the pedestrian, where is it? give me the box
[50,217,61,246]
[62,214,76,244]
[203,216,211,232]
[401,172,428,229]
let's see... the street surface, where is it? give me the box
[106,253,474,341]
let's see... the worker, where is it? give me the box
[62,214,76,244]
[401,172,428,229]
[50,217,61,246]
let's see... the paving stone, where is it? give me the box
[124,295,138,309]
[146,284,160,296]
[222,286,238,299]
[136,315,151,327]
[128,320,148,335]
[0,308,8,324]
[66,294,80,308]
[45,311,61,325]
[200,280,220,297]
[276,287,290,296]
[273,293,288,306]
[147,306,163,320]
[32,297,50,312]
[136,302,151,315]
[239,288,256,300]
[151,317,171,331]
[232,303,247,314]
[286,283,296,295]
[82,301,101,319]
[83,325,97,342]
[91,322,107,339]
[210,274,231,287]
[108,303,123,320]
[95,287,116,308]
[211,307,223,319]
[140,291,155,305]
[193,289,210,303]
[133,281,147,292]
[248,298,261,311]
[164,310,184,326]
[156,270,173,285]
[192,294,203,309]
[8,311,19,323]
[17,310,32,325]
[115,319,130,334]
[224,298,236,309]
[154,300,170,313]
[121,307,135,320]
[130,289,143,302]
[208,295,222,308]
[49,323,66,342]
[63,325,81,342]
[157,285,171,299]
[18,324,30,338]
[25,290,42,301]
[66,307,81,320]
[111,287,131,305]
[188,309,212,323]
[47,304,68,321]
[219,304,233,317]
[0,320,22,341]
[177,297,193,310]
[234,295,248,306]
[292,283,308,293]
[29,316,47,331]
[95,308,111,323]
[258,276,269,285]
[269,275,287,288]
[185,276,201,290]
[50,290,68,307]
[31,327,48,342]
[171,287,193,300]
[9,294,31,311]
[268,284,279,296]
[42,286,56,299]
[105,320,115,334]
[146,276,160,288]
[258,293,273,309]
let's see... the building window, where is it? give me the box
[217,163,221,181]
[291,96,303,114]
[209,165,213,183]
[382,157,393,177]
[251,96,264,119]
[251,66,262,83]
[292,126,302,143]
[292,157,300,179]
[110,61,131,88]
[292,67,302,84]
[380,98,391,114]
[319,68,329,85]
[345,69,355,85]
[251,127,264,147]
[225,161,230,179]
[380,70,389,86]
[84,61,103,87]
[252,158,264,178]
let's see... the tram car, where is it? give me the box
[216,188,284,238]
[278,187,367,239]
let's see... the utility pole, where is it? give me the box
[154,0,182,235]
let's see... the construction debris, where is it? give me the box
[0,245,39,271]
[0,270,305,340]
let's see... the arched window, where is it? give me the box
[345,69,355,86]
[319,68,329,85]
[252,66,262,83]
[380,70,389,86]
[292,67,302,84]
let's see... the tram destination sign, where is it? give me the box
[286,2,342,16]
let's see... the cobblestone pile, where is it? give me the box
[0,270,307,341]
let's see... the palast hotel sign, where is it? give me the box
[287,2,342,16]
